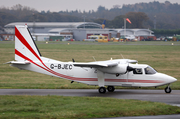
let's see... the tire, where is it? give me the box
[107,86,115,92]
[99,87,106,94]
[165,87,171,93]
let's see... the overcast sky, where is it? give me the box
[0,0,180,12]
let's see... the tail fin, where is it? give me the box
[101,20,106,29]
[15,25,41,62]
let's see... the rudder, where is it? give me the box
[15,25,41,62]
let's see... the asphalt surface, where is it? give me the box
[0,89,180,119]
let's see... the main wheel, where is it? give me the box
[165,87,171,93]
[107,86,115,92]
[99,87,106,94]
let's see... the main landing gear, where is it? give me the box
[99,87,106,93]
[164,85,172,93]
[98,86,115,93]
[107,86,115,92]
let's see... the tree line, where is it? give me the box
[1,1,180,31]
[0,5,148,29]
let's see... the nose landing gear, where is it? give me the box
[165,85,172,93]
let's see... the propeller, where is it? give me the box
[126,60,136,81]
[127,66,134,72]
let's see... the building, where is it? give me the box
[4,22,102,34]
[3,22,155,41]
[116,29,155,41]
[49,28,117,41]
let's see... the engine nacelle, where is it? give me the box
[97,64,128,74]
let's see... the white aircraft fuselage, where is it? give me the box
[7,25,177,93]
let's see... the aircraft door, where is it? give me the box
[118,73,129,87]
[119,73,128,82]
[127,68,143,86]
[126,71,133,86]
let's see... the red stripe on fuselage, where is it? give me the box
[15,49,98,82]
[105,79,164,83]
[105,79,127,82]
[15,49,51,73]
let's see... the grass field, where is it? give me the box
[0,41,180,118]
[0,95,180,119]
[0,41,180,89]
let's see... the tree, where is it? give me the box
[97,6,106,12]
[111,15,125,28]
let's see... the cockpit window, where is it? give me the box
[144,66,157,74]
[133,68,143,74]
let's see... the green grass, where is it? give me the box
[0,41,180,89]
[0,95,180,119]
[1,41,180,118]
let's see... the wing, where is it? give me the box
[73,60,118,68]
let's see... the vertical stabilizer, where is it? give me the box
[15,25,41,62]
[101,20,106,29]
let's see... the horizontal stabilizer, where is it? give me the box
[5,61,31,64]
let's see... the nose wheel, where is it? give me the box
[165,86,171,93]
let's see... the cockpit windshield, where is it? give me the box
[144,66,157,74]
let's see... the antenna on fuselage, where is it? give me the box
[121,54,125,59]
[92,56,96,61]
[72,58,75,62]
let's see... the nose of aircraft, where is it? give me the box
[159,73,177,83]
[170,76,177,82]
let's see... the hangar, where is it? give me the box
[117,29,154,36]
[4,22,102,34]
[49,28,117,41]
[3,22,155,41]
[116,29,155,40]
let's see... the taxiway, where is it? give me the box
[0,89,180,119]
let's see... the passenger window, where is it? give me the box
[133,68,143,74]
